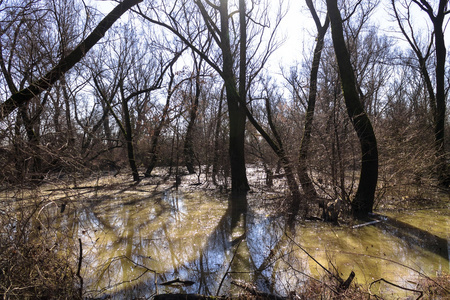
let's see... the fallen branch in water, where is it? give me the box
[339,271,355,291]
[351,220,381,229]
[284,231,347,286]
[92,255,157,297]
[369,278,423,299]
[216,239,242,296]
[160,278,195,286]
[231,279,285,300]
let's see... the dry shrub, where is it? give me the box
[416,275,450,299]
[0,196,81,299]
[296,275,367,300]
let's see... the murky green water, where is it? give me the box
[58,189,449,299]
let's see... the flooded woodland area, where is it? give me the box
[1,0,450,299]
[1,168,449,299]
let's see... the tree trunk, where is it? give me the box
[122,96,139,182]
[433,1,449,187]
[212,87,225,185]
[298,2,329,202]
[184,65,201,174]
[61,80,75,148]
[220,0,249,195]
[144,72,174,177]
[227,89,250,194]
[392,0,449,187]
[326,0,378,219]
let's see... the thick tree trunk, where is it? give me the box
[144,140,158,177]
[19,105,42,181]
[227,90,250,194]
[220,0,249,195]
[433,3,449,187]
[326,0,378,219]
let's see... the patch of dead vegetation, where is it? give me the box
[0,200,81,299]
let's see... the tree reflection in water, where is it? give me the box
[77,190,449,299]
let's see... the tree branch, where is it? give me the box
[0,0,142,120]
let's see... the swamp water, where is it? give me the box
[5,183,447,299]
[61,188,450,299]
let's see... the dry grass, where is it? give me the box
[0,195,81,299]
[416,274,450,300]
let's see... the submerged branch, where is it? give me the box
[369,278,423,299]
[231,279,285,300]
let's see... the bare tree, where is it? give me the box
[297,0,329,203]
[90,26,183,181]
[326,0,379,218]
[134,0,282,194]
[183,53,204,174]
[0,0,142,120]
[392,0,450,187]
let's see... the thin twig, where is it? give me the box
[91,255,157,296]
[282,259,339,295]
[369,278,423,299]
[284,231,342,283]
[338,250,450,294]
[216,239,242,296]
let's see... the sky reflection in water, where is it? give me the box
[76,190,449,298]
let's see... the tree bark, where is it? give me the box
[326,0,378,218]
[121,86,140,182]
[220,0,249,194]
[212,87,225,185]
[431,0,449,186]
[264,97,304,220]
[298,0,329,202]
[144,73,174,177]
[184,62,201,174]
[0,0,142,120]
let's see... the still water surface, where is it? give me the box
[72,190,449,298]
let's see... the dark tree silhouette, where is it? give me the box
[326,0,379,218]
[0,0,142,120]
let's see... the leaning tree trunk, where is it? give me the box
[264,97,304,220]
[298,1,329,202]
[326,0,378,219]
